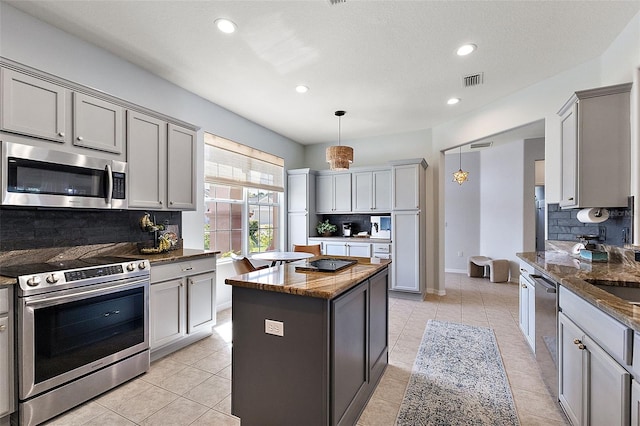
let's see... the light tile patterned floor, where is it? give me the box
[45,273,567,425]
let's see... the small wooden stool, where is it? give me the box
[468,256,509,283]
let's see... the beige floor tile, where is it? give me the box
[192,345,232,375]
[45,401,109,425]
[213,394,233,415]
[82,410,136,426]
[139,397,209,425]
[154,365,213,395]
[141,357,189,386]
[357,396,400,426]
[183,375,232,408]
[512,387,567,423]
[215,364,232,380]
[100,384,178,423]
[372,375,410,405]
[191,409,240,426]
[95,378,154,409]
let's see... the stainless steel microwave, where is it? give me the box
[1,141,127,209]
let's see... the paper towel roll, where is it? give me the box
[576,208,609,223]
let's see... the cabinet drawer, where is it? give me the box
[519,261,536,276]
[0,287,7,315]
[150,256,217,283]
[559,286,632,365]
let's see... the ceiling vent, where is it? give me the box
[463,72,484,88]
[470,141,493,149]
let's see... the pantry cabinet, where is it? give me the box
[558,83,631,208]
[149,257,217,360]
[287,169,317,250]
[316,173,352,213]
[127,111,196,211]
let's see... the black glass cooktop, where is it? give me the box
[0,256,135,278]
[295,258,357,273]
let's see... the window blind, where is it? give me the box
[204,133,284,192]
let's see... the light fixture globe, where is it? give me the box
[326,110,354,170]
[452,146,469,185]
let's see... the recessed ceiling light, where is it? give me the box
[215,18,237,34]
[447,98,461,105]
[456,43,477,56]
[295,85,309,94]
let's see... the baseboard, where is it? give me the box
[216,300,232,312]
[445,268,467,274]
[426,287,446,296]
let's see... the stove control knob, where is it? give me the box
[127,263,136,272]
[138,262,147,270]
[26,276,41,287]
[46,274,60,284]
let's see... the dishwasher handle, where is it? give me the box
[530,274,557,293]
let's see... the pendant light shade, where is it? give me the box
[452,147,469,185]
[326,110,353,170]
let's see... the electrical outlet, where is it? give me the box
[457,251,463,257]
[265,319,284,337]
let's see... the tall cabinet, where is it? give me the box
[390,159,427,294]
[287,169,317,250]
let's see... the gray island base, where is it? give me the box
[226,257,390,425]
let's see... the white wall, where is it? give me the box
[444,151,480,272]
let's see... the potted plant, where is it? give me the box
[316,219,337,237]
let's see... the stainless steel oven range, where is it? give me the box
[1,256,150,426]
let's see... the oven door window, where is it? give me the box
[8,157,106,198]
[33,287,144,384]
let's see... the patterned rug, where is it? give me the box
[396,320,520,426]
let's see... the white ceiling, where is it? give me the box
[5,1,639,145]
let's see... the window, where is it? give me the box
[204,133,284,258]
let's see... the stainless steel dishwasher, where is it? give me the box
[531,272,559,400]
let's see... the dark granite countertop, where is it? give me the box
[517,250,640,333]
[0,243,219,286]
[225,255,391,299]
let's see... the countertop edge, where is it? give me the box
[225,257,391,300]
[517,252,640,333]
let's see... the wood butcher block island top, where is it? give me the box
[225,255,391,299]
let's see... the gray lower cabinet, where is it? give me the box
[149,258,217,359]
[232,269,388,426]
[559,311,631,425]
[632,379,640,425]
[0,287,13,420]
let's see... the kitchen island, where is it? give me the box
[225,256,391,426]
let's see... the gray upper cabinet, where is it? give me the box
[352,169,391,212]
[72,92,124,154]
[127,110,167,209]
[1,68,69,143]
[392,163,422,210]
[558,83,632,208]
[316,173,351,213]
[167,124,197,210]
[128,112,196,211]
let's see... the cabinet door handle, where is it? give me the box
[169,201,174,205]
[58,131,65,137]
[0,324,6,332]
[521,283,527,289]
[77,136,84,141]
[159,201,163,205]
[568,197,574,201]
[578,344,586,350]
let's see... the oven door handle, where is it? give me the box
[530,274,557,294]
[23,278,148,308]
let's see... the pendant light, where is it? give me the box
[326,110,353,170]
[452,147,469,185]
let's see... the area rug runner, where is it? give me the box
[396,320,519,425]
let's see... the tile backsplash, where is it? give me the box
[547,202,632,247]
[0,208,181,251]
